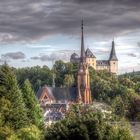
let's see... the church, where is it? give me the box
[36,21,118,106]
[70,38,118,74]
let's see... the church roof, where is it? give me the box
[36,86,77,102]
[85,48,96,58]
[96,60,109,66]
[109,40,118,61]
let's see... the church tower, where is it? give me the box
[77,20,91,104]
[109,40,118,74]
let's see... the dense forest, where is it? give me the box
[0,61,140,139]
[13,60,140,121]
[0,64,44,139]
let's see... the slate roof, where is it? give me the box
[109,41,118,61]
[85,48,96,58]
[96,60,110,66]
[36,86,78,102]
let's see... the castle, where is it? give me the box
[37,21,118,106]
[70,37,118,74]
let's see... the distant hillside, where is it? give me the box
[119,71,140,77]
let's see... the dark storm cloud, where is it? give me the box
[31,51,72,61]
[31,55,52,61]
[95,50,110,55]
[1,52,26,59]
[0,0,140,42]
[127,53,137,57]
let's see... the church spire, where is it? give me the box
[80,20,85,62]
[109,40,118,61]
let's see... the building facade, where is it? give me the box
[70,39,118,74]
[77,20,91,104]
[37,21,92,105]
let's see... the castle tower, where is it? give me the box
[85,48,96,69]
[109,40,118,74]
[77,20,91,104]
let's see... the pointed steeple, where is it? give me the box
[80,20,85,62]
[109,40,118,61]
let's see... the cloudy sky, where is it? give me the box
[0,0,140,74]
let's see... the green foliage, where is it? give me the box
[17,125,43,140]
[63,74,75,87]
[135,82,140,95]
[45,105,135,140]
[103,124,135,140]
[22,79,44,130]
[13,61,140,121]
[0,126,19,140]
[119,77,135,89]
[0,97,12,127]
[0,64,29,129]
[14,65,52,91]
[14,61,79,90]
[0,65,44,139]
[127,97,140,121]
[22,79,44,129]
[90,69,140,121]
[53,61,78,87]
[0,125,43,140]
[111,96,125,117]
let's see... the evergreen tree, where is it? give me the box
[22,79,44,129]
[0,64,28,129]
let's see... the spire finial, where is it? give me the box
[109,39,118,61]
[81,19,83,30]
[80,19,85,62]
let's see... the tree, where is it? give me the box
[119,77,135,89]
[127,97,140,121]
[14,65,52,91]
[0,64,28,129]
[45,106,135,140]
[53,60,66,87]
[0,97,12,127]
[111,96,125,117]
[135,82,140,95]
[17,125,43,140]
[22,79,44,130]
[63,74,75,87]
